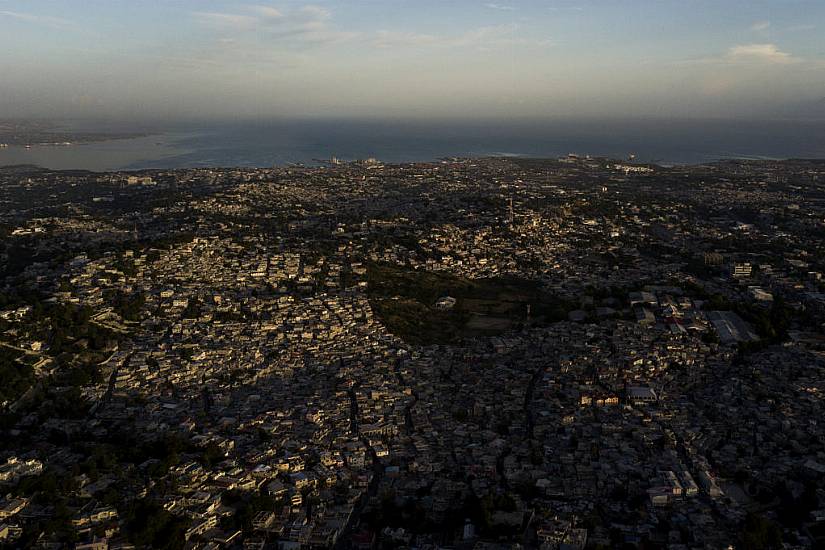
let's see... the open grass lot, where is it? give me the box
[366,262,571,345]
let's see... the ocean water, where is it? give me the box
[1,118,824,172]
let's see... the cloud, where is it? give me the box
[485,3,515,10]
[0,10,72,28]
[194,4,355,45]
[726,43,796,64]
[675,42,804,68]
[298,5,331,20]
[373,23,550,50]
[750,21,770,31]
[194,12,258,30]
[457,23,521,47]
[248,5,284,19]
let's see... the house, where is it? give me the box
[627,386,657,405]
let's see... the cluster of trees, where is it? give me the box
[25,300,114,355]
[740,513,783,549]
[64,430,197,486]
[112,258,137,277]
[122,499,187,550]
[0,347,32,405]
[219,488,278,534]
[12,470,81,546]
[363,487,525,541]
[366,262,574,345]
[0,293,119,414]
[363,489,428,535]
[697,293,796,353]
[182,298,203,320]
[455,492,525,539]
[104,289,145,322]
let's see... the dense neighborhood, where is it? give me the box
[1,157,824,549]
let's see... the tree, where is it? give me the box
[123,499,188,550]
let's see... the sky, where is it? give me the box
[1,0,824,122]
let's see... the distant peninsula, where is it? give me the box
[0,120,149,147]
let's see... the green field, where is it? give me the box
[366,263,571,345]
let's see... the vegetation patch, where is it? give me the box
[366,262,572,345]
[0,347,32,405]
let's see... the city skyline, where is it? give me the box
[1,0,824,122]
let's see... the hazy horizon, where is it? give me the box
[2,0,825,123]
[13,113,825,127]
[3,116,825,171]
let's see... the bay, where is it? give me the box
[1,118,824,171]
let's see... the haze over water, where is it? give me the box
[1,118,824,172]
